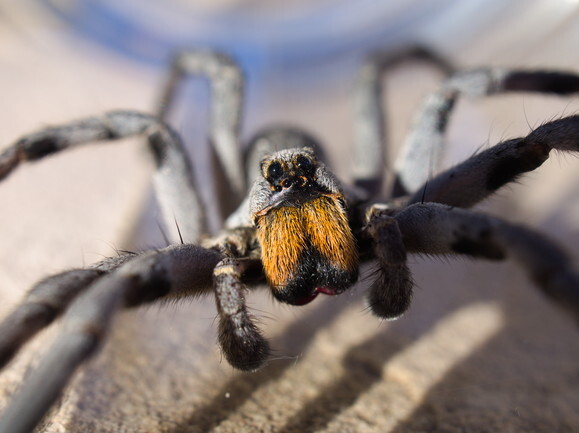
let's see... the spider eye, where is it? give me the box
[295,155,313,172]
[266,161,283,180]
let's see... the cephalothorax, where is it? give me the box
[251,147,358,305]
[0,48,578,433]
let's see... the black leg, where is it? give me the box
[213,258,270,371]
[157,50,245,220]
[393,203,579,320]
[0,245,221,433]
[0,111,204,241]
[353,46,453,199]
[363,207,413,319]
[393,69,579,197]
[407,115,579,208]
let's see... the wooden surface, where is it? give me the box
[1,2,579,432]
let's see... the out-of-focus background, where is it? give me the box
[0,1,578,432]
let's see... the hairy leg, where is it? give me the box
[407,115,579,207]
[394,203,579,319]
[394,68,579,196]
[0,111,204,242]
[158,50,245,219]
[214,258,269,371]
[0,245,221,433]
[353,46,453,198]
[0,253,137,369]
[363,207,413,319]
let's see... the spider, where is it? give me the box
[0,48,578,433]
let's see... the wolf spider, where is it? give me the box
[0,48,578,433]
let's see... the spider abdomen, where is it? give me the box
[256,195,358,305]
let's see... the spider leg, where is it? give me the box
[362,208,413,319]
[353,46,453,198]
[0,244,221,433]
[214,257,270,371]
[394,68,579,197]
[407,115,579,207]
[393,203,579,319]
[157,50,245,219]
[0,110,204,242]
[0,254,135,370]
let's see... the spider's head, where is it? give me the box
[249,147,343,214]
[259,148,325,207]
[249,148,359,306]
[264,150,316,192]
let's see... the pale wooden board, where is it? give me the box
[0,2,578,433]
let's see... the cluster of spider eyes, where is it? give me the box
[265,154,315,192]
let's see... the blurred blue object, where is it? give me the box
[39,0,491,79]
[39,0,579,88]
